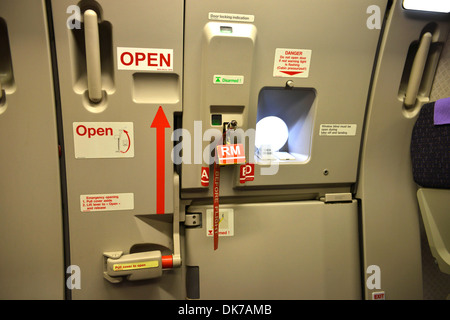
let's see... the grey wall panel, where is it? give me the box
[357,0,450,300]
[182,0,388,195]
[0,0,64,299]
[186,201,361,299]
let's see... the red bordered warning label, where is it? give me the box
[240,163,254,184]
[273,48,312,78]
[117,47,173,72]
[80,193,134,212]
[201,166,210,186]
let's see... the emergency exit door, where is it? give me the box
[181,0,386,300]
[51,0,184,299]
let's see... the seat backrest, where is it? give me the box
[411,98,450,275]
[410,100,450,189]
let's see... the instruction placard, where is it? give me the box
[80,193,134,212]
[208,12,255,23]
[319,124,357,136]
[206,208,234,237]
[117,47,173,71]
[273,48,312,78]
[213,75,244,85]
[73,122,134,159]
[113,261,158,271]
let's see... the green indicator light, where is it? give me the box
[220,26,233,34]
[211,114,222,126]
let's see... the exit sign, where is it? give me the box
[372,291,385,300]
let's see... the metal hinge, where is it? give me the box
[319,193,353,203]
[185,213,202,227]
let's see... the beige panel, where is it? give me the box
[0,0,64,299]
[182,0,388,194]
[357,0,450,299]
[186,201,361,299]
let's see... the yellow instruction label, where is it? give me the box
[113,260,159,271]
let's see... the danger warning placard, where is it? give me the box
[273,48,312,78]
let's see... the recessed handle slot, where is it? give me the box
[0,17,15,105]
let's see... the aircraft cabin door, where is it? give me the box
[50,0,184,299]
[181,0,387,300]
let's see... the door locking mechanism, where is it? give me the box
[103,173,182,283]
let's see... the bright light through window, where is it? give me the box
[255,116,289,152]
[403,0,450,13]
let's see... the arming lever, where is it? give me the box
[223,120,238,144]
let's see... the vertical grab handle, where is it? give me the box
[404,32,432,107]
[84,9,102,103]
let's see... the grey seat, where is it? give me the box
[411,98,450,274]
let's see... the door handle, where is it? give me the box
[103,251,164,283]
[103,174,182,283]
[84,9,102,103]
[404,32,432,108]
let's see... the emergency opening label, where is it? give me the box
[273,48,312,78]
[80,193,134,212]
[73,122,134,159]
[319,124,357,136]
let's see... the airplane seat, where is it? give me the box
[410,97,450,275]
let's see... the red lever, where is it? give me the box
[161,255,173,269]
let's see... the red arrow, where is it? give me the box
[280,71,303,76]
[120,130,131,154]
[151,106,171,214]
